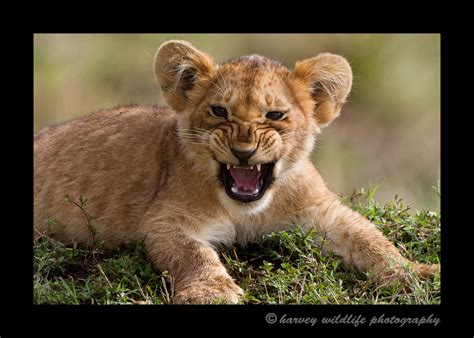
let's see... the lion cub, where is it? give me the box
[34,40,438,304]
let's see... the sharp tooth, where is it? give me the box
[232,165,237,169]
[250,166,254,170]
[226,164,231,170]
[256,164,261,172]
[253,188,259,194]
[231,186,238,194]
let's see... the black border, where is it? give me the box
[5,30,464,335]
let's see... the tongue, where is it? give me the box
[229,167,262,192]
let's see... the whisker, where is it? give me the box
[281,130,313,138]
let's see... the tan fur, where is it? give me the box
[34,40,439,304]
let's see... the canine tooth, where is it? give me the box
[226,164,231,170]
[231,186,238,194]
[256,164,261,172]
[253,188,259,194]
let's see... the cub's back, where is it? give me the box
[34,105,178,245]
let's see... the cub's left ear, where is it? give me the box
[291,53,352,128]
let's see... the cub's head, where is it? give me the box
[154,40,352,210]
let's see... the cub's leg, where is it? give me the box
[297,195,439,284]
[140,215,242,304]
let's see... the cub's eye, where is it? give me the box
[210,106,228,119]
[266,111,284,121]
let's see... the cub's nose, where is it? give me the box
[231,148,256,165]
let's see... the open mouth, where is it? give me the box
[220,162,275,203]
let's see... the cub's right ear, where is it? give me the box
[154,40,216,112]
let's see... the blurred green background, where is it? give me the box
[34,34,440,212]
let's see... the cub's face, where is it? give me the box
[154,41,352,209]
[183,58,314,204]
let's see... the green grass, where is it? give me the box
[34,187,440,305]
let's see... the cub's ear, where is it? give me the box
[154,40,216,112]
[291,53,352,128]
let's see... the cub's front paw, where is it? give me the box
[417,263,440,278]
[173,275,243,304]
[375,262,440,286]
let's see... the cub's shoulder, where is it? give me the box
[90,104,175,120]
[34,104,175,143]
